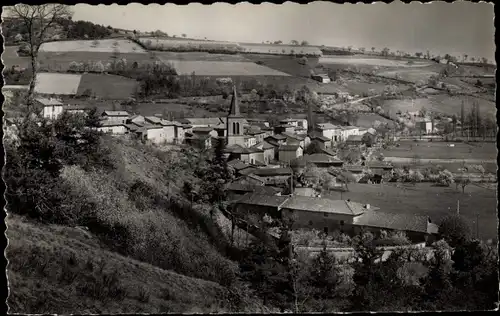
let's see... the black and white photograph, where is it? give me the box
[1,1,498,313]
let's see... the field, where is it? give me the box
[39,39,147,53]
[355,113,396,128]
[239,43,322,56]
[157,58,292,76]
[233,54,319,77]
[376,67,439,83]
[137,37,243,53]
[2,46,31,69]
[35,73,82,95]
[37,51,155,72]
[76,74,139,99]
[381,94,497,117]
[154,51,250,62]
[323,183,498,241]
[319,56,433,68]
[390,161,498,174]
[381,141,497,160]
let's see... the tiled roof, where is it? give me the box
[193,126,214,133]
[253,167,293,177]
[225,144,263,154]
[125,124,140,131]
[103,110,129,117]
[235,193,289,208]
[282,196,368,216]
[353,210,431,234]
[304,154,343,164]
[36,97,63,106]
[279,144,300,151]
[99,121,126,127]
[282,132,306,140]
[266,134,287,141]
[310,134,330,142]
[239,167,258,176]
[321,148,337,157]
[145,116,162,124]
[184,117,223,126]
[227,183,282,195]
[316,123,339,130]
[228,159,251,171]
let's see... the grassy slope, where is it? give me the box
[76,73,138,99]
[7,214,227,314]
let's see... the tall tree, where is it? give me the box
[6,5,72,108]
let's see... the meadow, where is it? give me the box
[39,39,147,53]
[35,73,82,95]
[376,68,439,83]
[319,56,433,68]
[239,54,319,77]
[137,37,243,53]
[381,141,497,160]
[157,58,292,76]
[323,183,498,241]
[381,94,497,118]
[154,51,251,62]
[76,74,139,99]
[240,43,322,56]
[355,113,396,128]
[2,46,31,69]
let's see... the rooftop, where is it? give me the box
[235,193,289,208]
[103,110,129,117]
[282,196,369,216]
[316,123,339,130]
[279,144,301,151]
[266,134,287,141]
[227,159,252,171]
[183,117,223,126]
[145,116,162,124]
[193,126,215,133]
[304,153,343,164]
[35,97,63,106]
[253,167,293,177]
[282,132,306,140]
[353,210,432,234]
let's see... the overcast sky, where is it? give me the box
[72,1,495,62]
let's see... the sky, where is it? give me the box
[72,1,495,62]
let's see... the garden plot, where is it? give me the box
[158,58,291,76]
[39,39,147,53]
[319,56,433,67]
[34,73,82,95]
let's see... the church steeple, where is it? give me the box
[228,84,243,118]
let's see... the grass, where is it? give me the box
[390,161,498,174]
[34,73,82,95]
[2,46,31,69]
[6,213,230,314]
[323,183,498,241]
[240,43,322,56]
[39,39,147,53]
[381,141,497,160]
[319,56,433,68]
[243,54,319,77]
[355,113,396,128]
[76,73,138,99]
[376,67,439,83]
[154,51,251,62]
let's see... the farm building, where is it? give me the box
[102,110,129,124]
[232,194,438,243]
[311,74,331,83]
[97,121,129,135]
[251,167,293,186]
[36,98,64,120]
[279,144,304,164]
[251,141,276,165]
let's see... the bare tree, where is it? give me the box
[6,4,72,108]
[290,39,299,45]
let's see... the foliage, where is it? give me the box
[439,215,471,247]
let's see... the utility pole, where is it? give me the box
[456,200,460,215]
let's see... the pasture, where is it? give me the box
[2,46,31,69]
[39,39,147,53]
[323,183,498,241]
[381,94,497,117]
[157,58,291,76]
[37,51,155,72]
[34,73,82,95]
[137,37,243,53]
[319,56,433,68]
[76,74,139,100]
[381,141,497,160]
[239,43,322,56]
[244,54,319,77]
[376,68,439,83]
[154,51,250,62]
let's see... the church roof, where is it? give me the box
[228,84,244,118]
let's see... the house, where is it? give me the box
[97,121,129,135]
[192,126,218,138]
[182,117,223,128]
[252,167,293,186]
[265,134,287,146]
[213,122,227,137]
[232,194,438,243]
[102,110,129,124]
[282,132,310,148]
[64,104,90,116]
[316,123,342,143]
[225,144,264,165]
[228,159,254,175]
[311,74,331,83]
[251,141,276,165]
[185,134,212,150]
[346,134,364,145]
[36,98,64,120]
[278,144,303,164]
[232,173,267,186]
[304,153,344,169]
[244,135,257,148]
[279,118,308,132]
[340,126,361,141]
[226,183,282,201]
[127,115,145,125]
[309,131,332,149]
[415,118,433,134]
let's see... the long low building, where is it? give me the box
[231,193,438,243]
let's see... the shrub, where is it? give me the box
[439,215,471,247]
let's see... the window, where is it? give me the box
[340,220,345,226]
[324,227,329,235]
[308,220,313,226]
[232,122,236,134]
[324,213,328,217]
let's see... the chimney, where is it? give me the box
[347,199,351,202]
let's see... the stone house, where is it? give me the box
[279,144,304,164]
[101,110,129,124]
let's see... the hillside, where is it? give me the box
[7,214,228,314]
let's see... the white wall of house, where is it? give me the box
[228,135,247,147]
[43,105,64,120]
[320,128,342,142]
[263,148,275,164]
[244,136,257,148]
[162,125,176,143]
[146,127,166,145]
[175,126,186,144]
[97,125,128,135]
[241,152,265,164]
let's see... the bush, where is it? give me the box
[439,215,471,247]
